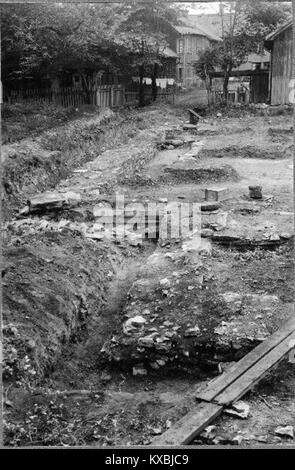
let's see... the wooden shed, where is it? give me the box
[265,20,293,105]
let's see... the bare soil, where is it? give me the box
[3,103,294,447]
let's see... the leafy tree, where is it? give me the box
[194,48,218,106]
[1,3,128,99]
[1,1,186,106]
[194,0,291,104]
[115,0,187,105]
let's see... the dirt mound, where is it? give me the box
[2,108,165,219]
[163,164,239,183]
[199,145,290,160]
[2,109,114,217]
[101,245,292,373]
[2,230,125,385]
[197,126,252,136]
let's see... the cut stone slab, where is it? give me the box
[183,124,198,131]
[204,187,227,202]
[249,185,262,199]
[201,202,221,212]
[28,191,81,214]
[275,426,294,439]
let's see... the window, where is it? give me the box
[178,68,183,81]
[178,39,184,53]
[186,37,192,53]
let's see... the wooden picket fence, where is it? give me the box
[4,87,97,107]
[4,84,175,109]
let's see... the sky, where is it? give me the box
[175,2,220,14]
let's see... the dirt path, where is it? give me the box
[3,106,294,447]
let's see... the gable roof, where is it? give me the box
[188,13,232,39]
[175,25,220,42]
[161,47,178,59]
[265,19,292,42]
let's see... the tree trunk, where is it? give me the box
[205,70,212,107]
[81,73,91,105]
[151,63,158,102]
[223,70,230,105]
[138,65,145,107]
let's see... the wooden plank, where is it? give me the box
[215,332,295,405]
[195,317,295,402]
[152,324,295,446]
[150,402,223,447]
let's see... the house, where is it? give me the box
[265,19,293,105]
[187,13,272,104]
[188,13,232,38]
[174,25,219,87]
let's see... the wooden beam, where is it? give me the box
[215,332,295,405]
[195,317,295,402]
[152,319,295,446]
[150,402,223,447]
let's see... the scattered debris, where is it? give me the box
[225,401,250,420]
[274,426,294,439]
[123,316,147,335]
[231,434,244,445]
[249,185,263,200]
[132,366,148,377]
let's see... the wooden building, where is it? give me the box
[265,20,293,105]
[175,25,219,88]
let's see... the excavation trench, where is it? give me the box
[4,226,293,447]
[3,110,294,446]
[4,187,293,383]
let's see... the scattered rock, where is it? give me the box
[126,232,143,247]
[123,315,147,335]
[249,185,262,199]
[138,335,155,348]
[159,278,171,289]
[275,426,294,439]
[132,366,148,376]
[225,401,250,419]
[200,425,216,440]
[231,434,243,445]
[280,232,292,240]
[151,427,162,435]
[184,325,200,337]
[166,419,172,429]
[256,435,268,443]
[101,371,112,383]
